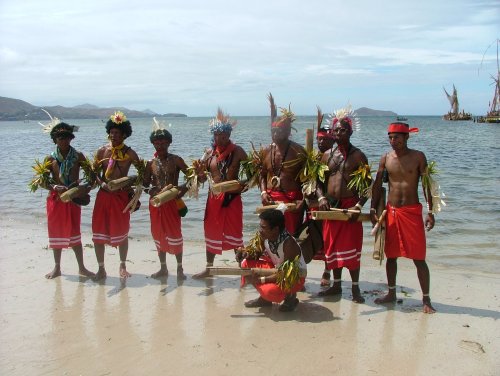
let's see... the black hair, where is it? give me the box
[259,209,285,232]
[50,122,76,143]
[150,129,172,143]
[105,119,132,138]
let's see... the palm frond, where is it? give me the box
[28,158,54,192]
[276,255,300,292]
[347,163,373,198]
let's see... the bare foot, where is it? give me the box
[177,266,187,280]
[151,268,168,279]
[352,286,365,303]
[45,266,61,279]
[93,268,107,281]
[423,297,436,314]
[79,268,95,278]
[320,272,331,287]
[119,265,131,279]
[192,269,210,279]
[318,284,342,297]
[374,291,397,304]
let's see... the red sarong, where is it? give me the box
[322,197,363,270]
[266,189,304,234]
[385,203,426,260]
[92,189,130,247]
[204,193,243,255]
[149,200,183,255]
[242,259,305,303]
[46,191,82,249]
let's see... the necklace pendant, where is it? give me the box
[271,176,280,188]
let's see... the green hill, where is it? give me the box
[0,96,186,121]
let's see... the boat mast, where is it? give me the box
[488,40,500,116]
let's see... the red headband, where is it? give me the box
[317,130,336,139]
[387,123,419,134]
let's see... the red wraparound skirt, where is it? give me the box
[267,189,304,235]
[204,193,243,255]
[322,197,363,270]
[47,191,82,249]
[92,189,130,247]
[241,259,305,303]
[385,203,426,260]
[149,200,183,254]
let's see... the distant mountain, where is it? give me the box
[142,108,159,115]
[73,103,100,109]
[0,96,186,121]
[355,107,397,116]
[162,113,188,117]
[0,97,36,120]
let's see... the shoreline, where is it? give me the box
[1,217,499,375]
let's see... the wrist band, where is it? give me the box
[260,191,267,197]
[260,276,266,284]
[318,196,327,202]
[355,203,363,210]
[428,211,434,215]
[100,182,106,188]
[370,208,376,213]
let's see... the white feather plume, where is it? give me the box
[152,117,161,132]
[327,103,361,132]
[39,108,62,133]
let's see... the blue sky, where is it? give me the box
[0,0,498,116]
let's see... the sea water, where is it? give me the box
[0,116,498,273]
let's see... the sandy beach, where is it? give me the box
[0,216,498,376]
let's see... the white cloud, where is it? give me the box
[0,0,498,115]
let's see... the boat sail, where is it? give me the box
[484,40,500,123]
[442,84,472,121]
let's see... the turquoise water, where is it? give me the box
[1,116,498,273]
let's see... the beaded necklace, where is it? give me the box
[270,141,291,188]
[154,154,174,188]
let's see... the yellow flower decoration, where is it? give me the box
[110,111,127,124]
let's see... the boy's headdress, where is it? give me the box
[106,111,132,138]
[316,106,335,139]
[327,104,360,133]
[268,93,296,129]
[208,107,236,134]
[39,109,78,141]
[387,122,419,134]
[150,117,172,143]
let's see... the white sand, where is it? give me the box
[0,217,499,375]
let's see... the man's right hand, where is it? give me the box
[52,185,67,193]
[318,197,330,211]
[260,191,274,206]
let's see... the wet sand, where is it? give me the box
[0,217,499,375]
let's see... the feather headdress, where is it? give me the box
[150,117,172,142]
[327,104,360,132]
[39,109,63,133]
[208,107,236,133]
[269,93,296,128]
[39,109,79,139]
